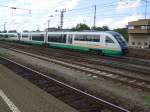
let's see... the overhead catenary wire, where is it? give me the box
[0,4,31,13]
[0,0,149,30]
[67,1,117,12]
[63,3,146,21]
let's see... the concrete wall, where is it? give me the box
[129,34,150,48]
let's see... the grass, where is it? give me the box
[143,96,150,105]
[0,48,11,58]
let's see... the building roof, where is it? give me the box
[128,19,150,26]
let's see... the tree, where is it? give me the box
[36,30,40,32]
[92,26,110,31]
[2,30,7,33]
[23,30,29,33]
[71,23,90,31]
[114,28,129,41]
[92,26,103,31]
[102,26,109,31]
[8,30,17,33]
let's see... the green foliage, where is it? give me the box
[8,30,17,33]
[71,23,90,31]
[102,26,110,31]
[143,96,150,105]
[0,48,10,58]
[114,28,129,41]
[71,23,110,31]
[1,30,7,33]
[23,30,29,32]
[92,26,110,31]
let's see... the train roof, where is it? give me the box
[0,31,121,36]
[22,31,118,35]
[106,31,121,36]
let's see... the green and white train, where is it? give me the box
[0,31,128,56]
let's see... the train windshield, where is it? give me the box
[114,35,127,48]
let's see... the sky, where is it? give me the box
[0,0,149,32]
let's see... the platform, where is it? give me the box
[0,64,78,112]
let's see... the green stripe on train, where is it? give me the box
[0,39,123,56]
[47,42,123,56]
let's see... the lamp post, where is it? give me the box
[47,15,54,31]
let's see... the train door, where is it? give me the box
[68,34,73,44]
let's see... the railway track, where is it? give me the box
[0,56,130,112]
[0,41,150,75]
[2,47,150,92]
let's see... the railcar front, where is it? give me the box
[0,33,19,41]
[107,31,128,55]
[104,31,128,56]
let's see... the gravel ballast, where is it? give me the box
[0,47,150,112]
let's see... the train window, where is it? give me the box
[22,35,28,38]
[93,36,100,42]
[32,34,44,41]
[48,34,66,43]
[106,36,114,43]
[75,35,100,42]
[0,34,16,38]
[75,35,86,41]
[4,35,9,38]
[86,35,100,42]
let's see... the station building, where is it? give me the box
[128,19,150,48]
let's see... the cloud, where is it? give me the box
[96,14,141,29]
[0,0,143,31]
[117,0,141,12]
[0,0,80,31]
[96,18,113,27]
[64,15,92,28]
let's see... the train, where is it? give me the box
[0,31,128,56]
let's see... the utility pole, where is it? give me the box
[4,22,6,32]
[141,0,148,20]
[93,5,96,28]
[37,25,40,31]
[48,19,50,30]
[144,0,148,20]
[56,9,66,30]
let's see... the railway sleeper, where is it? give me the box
[77,106,103,112]
[50,90,73,97]
[70,101,100,111]
[60,95,84,103]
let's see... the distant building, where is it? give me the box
[128,19,150,48]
